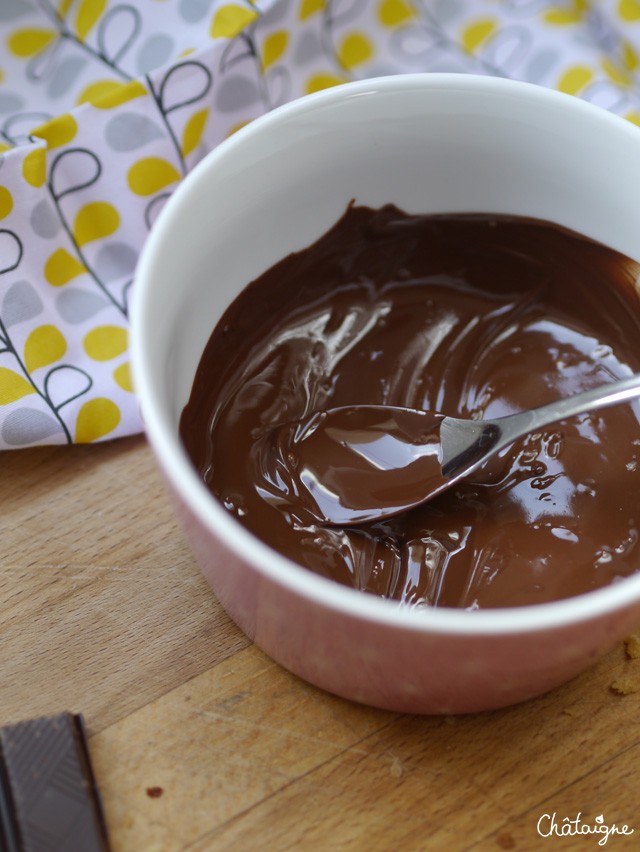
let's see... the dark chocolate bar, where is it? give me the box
[0,712,110,852]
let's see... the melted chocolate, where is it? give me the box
[180,205,640,609]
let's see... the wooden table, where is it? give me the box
[2,435,640,851]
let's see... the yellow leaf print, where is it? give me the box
[22,148,46,188]
[305,73,347,94]
[75,0,108,41]
[262,31,288,71]
[83,326,128,361]
[299,0,325,20]
[44,248,87,287]
[7,28,56,58]
[113,363,134,393]
[226,119,251,138]
[0,187,13,220]
[601,57,631,87]
[24,325,67,373]
[462,19,497,53]
[210,4,258,39]
[337,32,374,69]
[544,0,588,24]
[378,0,415,27]
[127,157,181,196]
[620,0,640,22]
[32,114,78,149]
[73,202,120,247]
[76,80,147,109]
[0,368,36,405]
[75,398,120,442]
[558,65,593,95]
[181,109,209,158]
[622,40,640,72]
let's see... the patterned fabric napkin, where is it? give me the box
[1,0,640,449]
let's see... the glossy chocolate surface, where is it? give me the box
[180,205,640,609]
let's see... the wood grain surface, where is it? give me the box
[2,436,640,851]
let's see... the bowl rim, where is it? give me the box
[131,71,640,636]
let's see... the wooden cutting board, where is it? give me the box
[2,435,640,850]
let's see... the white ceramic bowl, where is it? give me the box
[131,74,640,714]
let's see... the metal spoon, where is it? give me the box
[281,374,640,526]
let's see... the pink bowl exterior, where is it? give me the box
[166,473,640,715]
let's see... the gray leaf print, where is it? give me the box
[179,0,212,24]
[1,408,62,445]
[93,242,138,283]
[136,34,176,76]
[30,199,62,239]
[0,0,33,22]
[47,57,89,100]
[216,75,261,112]
[56,288,110,324]
[105,112,164,151]
[2,280,43,328]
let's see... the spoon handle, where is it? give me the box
[441,374,640,481]
[495,374,640,447]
